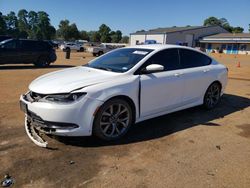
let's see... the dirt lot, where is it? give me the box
[0,51,250,188]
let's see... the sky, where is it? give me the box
[1,0,250,35]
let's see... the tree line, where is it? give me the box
[203,17,245,33]
[0,10,249,43]
[0,9,129,43]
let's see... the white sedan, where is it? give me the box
[20,45,228,147]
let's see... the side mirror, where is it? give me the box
[141,64,164,74]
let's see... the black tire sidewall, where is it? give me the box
[35,56,50,67]
[93,99,133,141]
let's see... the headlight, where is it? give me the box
[44,92,86,103]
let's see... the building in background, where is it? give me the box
[130,25,228,46]
[199,33,250,55]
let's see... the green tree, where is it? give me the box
[110,30,122,43]
[17,9,29,38]
[88,31,100,42]
[57,20,79,40]
[249,24,250,33]
[79,30,89,41]
[36,11,56,40]
[27,11,38,38]
[231,26,244,33]
[203,17,221,26]
[4,11,19,37]
[99,24,111,42]
[57,20,71,40]
[0,12,7,35]
[69,23,79,40]
[120,36,129,43]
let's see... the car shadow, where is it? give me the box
[0,65,75,70]
[56,93,250,147]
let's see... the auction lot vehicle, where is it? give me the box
[0,39,57,67]
[0,35,12,42]
[20,44,228,147]
[59,42,84,52]
[88,43,126,56]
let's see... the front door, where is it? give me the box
[0,39,20,64]
[139,48,184,117]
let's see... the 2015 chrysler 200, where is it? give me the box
[20,45,228,147]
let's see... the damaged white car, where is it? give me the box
[20,45,228,147]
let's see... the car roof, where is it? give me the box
[126,44,195,50]
[124,44,211,58]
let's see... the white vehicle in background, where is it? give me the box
[60,42,84,52]
[88,43,127,56]
[20,44,228,147]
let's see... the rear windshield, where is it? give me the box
[85,48,153,73]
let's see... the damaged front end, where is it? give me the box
[20,92,79,148]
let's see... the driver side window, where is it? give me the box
[141,48,180,72]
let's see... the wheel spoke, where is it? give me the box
[103,112,111,117]
[115,126,121,134]
[118,117,129,122]
[118,120,127,127]
[100,122,110,126]
[103,124,111,134]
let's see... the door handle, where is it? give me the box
[174,73,183,77]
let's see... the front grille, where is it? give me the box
[27,111,79,130]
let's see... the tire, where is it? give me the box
[93,98,133,141]
[93,53,97,57]
[34,56,50,67]
[98,51,103,56]
[79,47,84,52]
[203,82,221,109]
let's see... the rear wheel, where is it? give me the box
[79,47,84,52]
[203,82,221,109]
[93,99,133,141]
[98,51,103,56]
[34,56,50,67]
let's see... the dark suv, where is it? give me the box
[0,39,57,67]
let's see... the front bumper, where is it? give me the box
[20,93,103,137]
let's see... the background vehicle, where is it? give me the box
[20,45,227,146]
[0,39,57,67]
[59,42,84,52]
[88,43,126,56]
[0,35,12,42]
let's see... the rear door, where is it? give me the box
[19,40,38,63]
[139,48,185,117]
[178,49,213,105]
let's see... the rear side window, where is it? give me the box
[143,48,180,71]
[20,41,37,50]
[179,49,211,68]
[36,41,49,50]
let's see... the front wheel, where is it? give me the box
[203,82,221,109]
[93,99,133,141]
[34,56,50,67]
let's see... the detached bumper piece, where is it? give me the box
[25,116,48,148]
[24,111,79,148]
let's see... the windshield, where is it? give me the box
[0,39,13,45]
[85,48,153,73]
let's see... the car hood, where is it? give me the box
[29,66,119,94]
